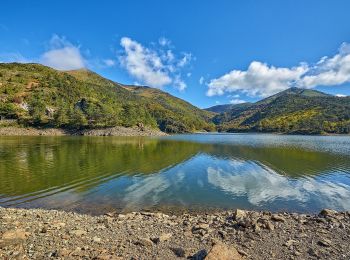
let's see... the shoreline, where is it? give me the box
[0,126,167,137]
[1,126,348,137]
[1,207,349,259]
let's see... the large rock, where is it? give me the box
[2,229,29,241]
[233,209,247,220]
[1,229,30,246]
[319,209,337,217]
[205,243,242,260]
[271,214,286,222]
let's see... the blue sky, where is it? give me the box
[1,0,350,108]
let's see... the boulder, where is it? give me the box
[265,221,274,231]
[171,247,186,257]
[2,229,29,241]
[271,214,286,222]
[1,229,29,246]
[205,243,242,260]
[319,209,337,217]
[318,239,332,247]
[233,209,247,220]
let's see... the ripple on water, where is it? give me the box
[0,134,350,213]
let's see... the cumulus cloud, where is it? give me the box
[336,94,347,97]
[199,76,205,85]
[40,35,86,70]
[298,43,350,88]
[1,34,116,71]
[158,37,171,47]
[102,59,116,67]
[119,37,192,90]
[177,52,193,67]
[207,61,308,97]
[119,37,171,88]
[174,75,187,91]
[207,42,350,98]
[230,98,246,104]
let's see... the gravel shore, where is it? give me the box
[0,126,167,137]
[1,207,349,259]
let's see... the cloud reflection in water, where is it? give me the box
[207,159,350,210]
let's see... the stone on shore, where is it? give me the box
[233,209,247,220]
[205,243,242,260]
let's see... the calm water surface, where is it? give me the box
[1,133,350,214]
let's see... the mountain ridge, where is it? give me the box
[211,88,350,134]
[1,62,349,135]
[0,63,214,133]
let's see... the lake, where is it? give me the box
[1,133,350,214]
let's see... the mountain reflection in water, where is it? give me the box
[0,134,350,214]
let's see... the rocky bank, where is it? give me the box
[0,126,167,137]
[0,207,349,259]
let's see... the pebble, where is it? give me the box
[0,207,349,259]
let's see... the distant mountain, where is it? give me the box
[205,102,252,113]
[255,87,330,106]
[213,88,350,134]
[1,63,349,135]
[0,63,214,133]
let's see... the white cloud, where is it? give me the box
[119,37,192,90]
[174,75,186,91]
[230,98,246,104]
[178,52,192,67]
[119,37,171,88]
[1,35,117,72]
[229,94,240,98]
[199,76,205,85]
[207,42,350,98]
[103,59,116,67]
[207,61,308,97]
[159,37,171,47]
[165,50,175,62]
[298,43,350,88]
[336,94,347,97]
[40,35,85,70]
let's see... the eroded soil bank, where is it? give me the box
[0,207,349,259]
[0,126,167,136]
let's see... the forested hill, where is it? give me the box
[1,63,349,135]
[205,102,252,114]
[0,63,214,133]
[210,87,350,134]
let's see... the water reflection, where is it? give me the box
[207,160,350,211]
[0,134,350,213]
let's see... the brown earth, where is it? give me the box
[0,207,349,259]
[0,126,167,137]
